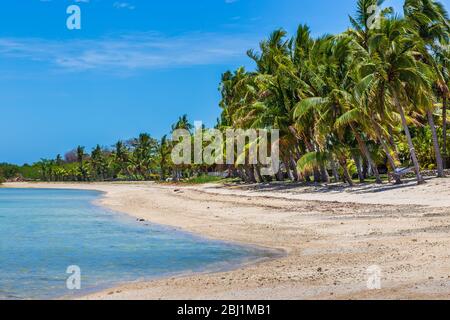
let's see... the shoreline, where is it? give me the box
[3,182,289,300]
[3,180,450,300]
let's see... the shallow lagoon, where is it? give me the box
[0,188,269,299]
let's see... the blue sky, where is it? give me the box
[0,0,447,164]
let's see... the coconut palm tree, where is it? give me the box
[112,140,130,179]
[129,134,158,180]
[355,17,429,184]
[76,146,88,181]
[91,145,109,181]
[157,135,172,181]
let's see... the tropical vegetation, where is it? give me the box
[1,0,448,186]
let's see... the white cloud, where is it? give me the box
[0,32,258,73]
[113,2,135,10]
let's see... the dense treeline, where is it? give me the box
[0,115,202,183]
[1,0,449,185]
[216,0,449,185]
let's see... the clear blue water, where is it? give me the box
[0,188,270,300]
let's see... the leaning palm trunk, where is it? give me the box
[338,157,354,187]
[286,167,295,181]
[393,95,425,184]
[426,109,445,177]
[387,126,400,161]
[352,153,364,183]
[284,158,296,182]
[352,127,382,184]
[443,97,448,169]
[372,120,402,184]
[289,155,300,181]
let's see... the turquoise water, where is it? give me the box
[0,188,269,300]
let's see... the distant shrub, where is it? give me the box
[184,175,224,185]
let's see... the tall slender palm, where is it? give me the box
[157,135,172,181]
[76,146,87,181]
[356,18,428,184]
[91,145,109,181]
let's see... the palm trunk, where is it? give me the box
[245,165,257,183]
[427,109,445,177]
[284,158,295,182]
[320,163,330,183]
[313,167,321,183]
[339,157,354,187]
[352,125,382,184]
[289,155,300,182]
[237,167,246,182]
[394,94,425,184]
[372,119,402,184]
[353,153,365,183]
[286,166,295,181]
[362,159,368,179]
[255,165,264,183]
[387,126,400,161]
[330,158,340,183]
[276,163,284,181]
[443,96,447,169]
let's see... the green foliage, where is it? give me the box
[3,0,449,185]
[0,163,20,180]
[182,175,225,185]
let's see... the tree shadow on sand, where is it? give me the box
[219,177,434,195]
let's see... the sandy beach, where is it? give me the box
[3,179,450,300]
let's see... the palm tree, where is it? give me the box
[404,0,449,176]
[76,146,87,181]
[171,114,194,132]
[91,145,109,181]
[434,46,450,166]
[112,141,130,179]
[157,135,172,181]
[20,0,449,186]
[130,133,158,180]
[356,17,429,184]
